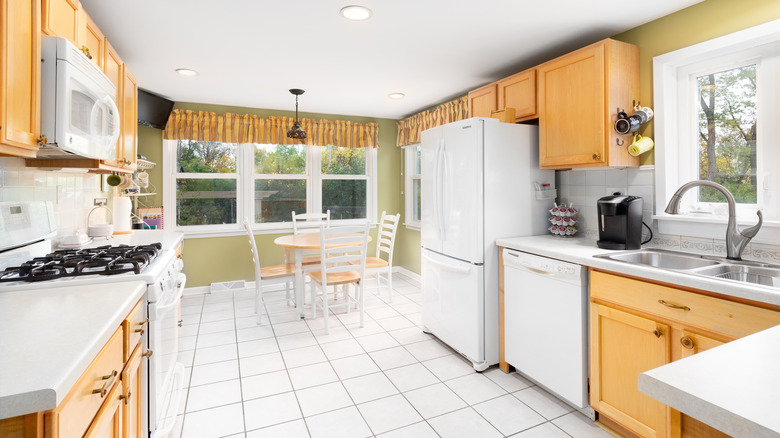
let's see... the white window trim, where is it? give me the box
[163,140,377,237]
[653,19,780,244]
[403,144,421,230]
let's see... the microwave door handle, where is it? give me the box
[106,96,121,147]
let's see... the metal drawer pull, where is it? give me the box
[134,318,149,335]
[92,370,117,398]
[680,336,694,349]
[658,300,690,311]
[120,391,132,404]
[652,328,663,338]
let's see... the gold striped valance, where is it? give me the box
[396,96,468,147]
[163,109,380,148]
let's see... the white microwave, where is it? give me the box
[39,35,120,160]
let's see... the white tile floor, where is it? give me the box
[172,274,614,438]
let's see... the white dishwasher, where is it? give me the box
[503,248,589,409]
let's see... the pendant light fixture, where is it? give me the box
[287,89,307,141]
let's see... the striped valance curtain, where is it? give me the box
[163,109,380,148]
[396,96,468,147]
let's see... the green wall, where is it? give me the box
[137,103,412,288]
[612,0,780,165]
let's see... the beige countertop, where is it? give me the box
[0,281,146,419]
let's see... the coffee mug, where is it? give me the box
[615,113,641,134]
[628,134,654,156]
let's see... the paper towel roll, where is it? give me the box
[113,196,132,234]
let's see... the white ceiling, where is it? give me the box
[80,0,702,120]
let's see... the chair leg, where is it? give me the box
[285,281,293,306]
[310,281,317,319]
[255,284,263,326]
[358,281,364,328]
[387,269,393,303]
[323,285,330,335]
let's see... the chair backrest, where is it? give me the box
[375,211,401,264]
[318,222,370,283]
[292,210,331,234]
[242,217,262,286]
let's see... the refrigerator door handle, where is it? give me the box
[422,251,471,274]
[437,140,447,240]
[433,139,444,240]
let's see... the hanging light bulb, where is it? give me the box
[287,89,307,141]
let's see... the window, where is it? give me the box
[654,21,780,242]
[164,140,376,235]
[404,144,421,229]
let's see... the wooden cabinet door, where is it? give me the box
[41,0,81,46]
[0,0,40,157]
[121,345,143,438]
[82,11,103,68]
[497,69,536,120]
[538,42,606,168]
[121,66,137,170]
[590,303,669,438]
[103,40,124,167]
[468,83,497,118]
[83,381,122,438]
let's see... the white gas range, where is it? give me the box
[0,202,185,438]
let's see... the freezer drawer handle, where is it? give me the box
[422,252,471,274]
[658,300,690,311]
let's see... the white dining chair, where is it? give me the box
[308,222,369,334]
[359,211,400,302]
[243,218,296,325]
[291,210,331,266]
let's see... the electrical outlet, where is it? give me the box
[93,197,107,206]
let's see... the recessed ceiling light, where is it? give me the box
[388,93,405,99]
[175,68,198,77]
[340,5,372,21]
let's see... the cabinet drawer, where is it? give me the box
[45,326,124,437]
[122,299,146,361]
[590,270,780,339]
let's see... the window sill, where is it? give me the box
[179,219,376,239]
[654,214,780,245]
[404,222,421,232]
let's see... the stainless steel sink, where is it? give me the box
[594,248,780,288]
[691,264,780,287]
[595,249,720,270]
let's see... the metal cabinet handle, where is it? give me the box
[680,336,694,349]
[178,320,183,327]
[92,370,117,398]
[134,318,149,335]
[142,349,153,358]
[652,328,663,338]
[658,300,691,311]
[120,390,132,404]
[592,153,602,160]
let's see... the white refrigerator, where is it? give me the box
[421,117,553,371]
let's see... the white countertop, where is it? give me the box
[638,325,780,438]
[77,229,183,251]
[496,234,780,437]
[496,234,780,307]
[0,281,146,419]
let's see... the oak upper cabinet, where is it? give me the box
[496,68,536,121]
[589,270,780,438]
[537,39,639,169]
[0,0,41,158]
[41,0,81,47]
[120,66,137,170]
[468,83,497,118]
[103,39,124,168]
[81,10,103,67]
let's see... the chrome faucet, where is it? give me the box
[664,180,762,260]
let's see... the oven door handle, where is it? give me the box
[150,362,185,438]
[154,273,186,316]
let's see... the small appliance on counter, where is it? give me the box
[596,193,644,250]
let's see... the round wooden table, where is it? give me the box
[274,233,371,318]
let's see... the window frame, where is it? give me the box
[403,144,421,230]
[163,140,377,237]
[653,20,780,243]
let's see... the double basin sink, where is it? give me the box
[595,248,780,288]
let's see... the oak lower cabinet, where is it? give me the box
[0,0,41,158]
[589,270,780,438]
[537,38,639,169]
[468,83,497,118]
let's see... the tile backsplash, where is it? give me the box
[555,166,780,264]
[0,157,108,242]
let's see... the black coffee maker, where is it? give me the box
[596,193,644,250]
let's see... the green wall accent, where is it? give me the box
[612,0,780,165]
[137,103,412,288]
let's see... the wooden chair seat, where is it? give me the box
[309,270,360,286]
[260,263,296,280]
[350,257,388,269]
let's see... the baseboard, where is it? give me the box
[184,280,289,297]
[394,266,421,284]
[183,285,210,296]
